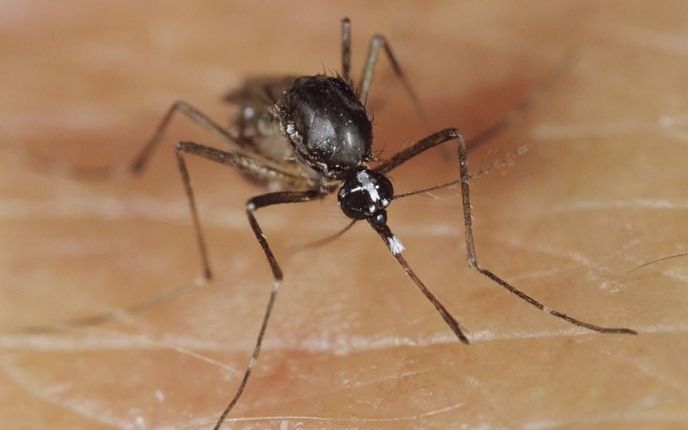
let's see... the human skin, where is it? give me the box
[1,1,687,429]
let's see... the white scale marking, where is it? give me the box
[354,170,380,201]
[388,235,405,255]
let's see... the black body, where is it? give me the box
[278,75,373,179]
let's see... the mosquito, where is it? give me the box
[123,18,636,429]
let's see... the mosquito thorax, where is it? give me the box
[278,75,372,179]
[338,169,393,224]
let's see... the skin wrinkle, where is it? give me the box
[533,121,664,141]
[596,348,687,395]
[465,376,517,430]
[5,295,243,375]
[523,411,688,430]
[250,368,436,411]
[1,329,242,374]
[498,235,645,290]
[518,323,688,430]
[0,357,132,430]
[615,25,688,57]
[3,323,687,355]
[490,236,616,284]
[548,199,688,213]
[531,115,688,141]
[5,376,679,430]
[2,351,463,428]
[505,238,642,286]
[173,401,465,429]
[505,238,600,270]
[665,129,688,144]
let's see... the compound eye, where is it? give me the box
[338,169,394,220]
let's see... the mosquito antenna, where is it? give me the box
[626,252,688,275]
[368,219,469,344]
[395,179,460,200]
[395,142,528,200]
[288,219,358,254]
[11,278,205,335]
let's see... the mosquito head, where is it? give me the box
[278,75,372,179]
[338,168,393,225]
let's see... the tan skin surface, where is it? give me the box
[1,1,687,429]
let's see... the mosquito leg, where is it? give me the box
[212,189,321,430]
[375,126,636,335]
[456,135,637,335]
[368,219,469,344]
[357,33,429,127]
[175,141,309,280]
[341,17,352,84]
[375,127,461,174]
[131,101,246,174]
